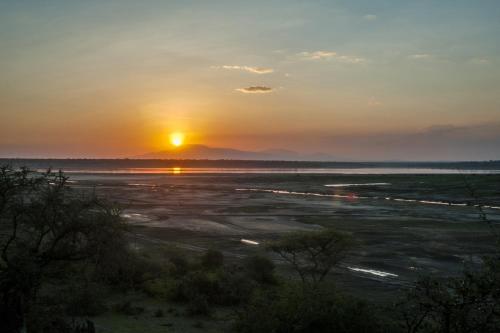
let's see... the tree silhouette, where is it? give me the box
[0,166,125,333]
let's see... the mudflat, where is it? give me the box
[69,172,500,302]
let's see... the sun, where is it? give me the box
[169,132,185,147]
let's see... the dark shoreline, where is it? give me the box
[1,158,500,170]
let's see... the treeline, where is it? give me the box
[0,166,499,332]
[1,159,500,171]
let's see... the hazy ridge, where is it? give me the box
[135,144,335,161]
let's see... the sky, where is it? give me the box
[1,0,499,160]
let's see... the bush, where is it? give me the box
[396,256,500,333]
[187,295,211,316]
[64,284,108,317]
[244,255,276,284]
[25,302,67,333]
[94,249,162,289]
[234,282,383,333]
[113,301,145,316]
[179,271,220,303]
[168,253,191,277]
[216,265,256,305]
[193,321,205,328]
[154,309,164,318]
[201,249,224,270]
[142,277,179,300]
[176,266,259,307]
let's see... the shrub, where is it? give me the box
[244,255,276,284]
[154,308,164,318]
[201,249,224,271]
[165,254,190,277]
[94,249,162,289]
[25,302,67,333]
[187,295,210,316]
[64,284,108,317]
[234,282,383,333]
[193,321,205,328]
[396,256,500,333]
[179,271,220,303]
[113,301,145,316]
[142,277,179,300]
[216,266,256,305]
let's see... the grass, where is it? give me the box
[91,292,228,333]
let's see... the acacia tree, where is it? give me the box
[397,178,500,333]
[397,257,500,333]
[0,166,125,333]
[267,229,352,285]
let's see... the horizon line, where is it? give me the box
[0,157,499,164]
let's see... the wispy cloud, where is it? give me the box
[363,14,377,21]
[298,51,337,60]
[409,54,432,60]
[470,57,490,65]
[236,86,273,94]
[214,65,274,74]
[297,51,366,63]
[367,96,382,107]
[336,55,366,64]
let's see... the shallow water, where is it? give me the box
[235,188,500,211]
[38,167,500,174]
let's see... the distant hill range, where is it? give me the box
[135,144,335,161]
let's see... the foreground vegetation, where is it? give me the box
[0,166,499,332]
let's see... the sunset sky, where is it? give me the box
[1,0,499,160]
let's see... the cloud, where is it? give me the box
[236,86,273,94]
[321,123,500,161]
[297,51,366,63]
[336,55,366,64]
[367,96,382,107]
[297,51,337,60]
[409,54,432,60]
[470,57,490,65]
[298,51,337,60]
[363,14,377,21]
[214,65,274,74]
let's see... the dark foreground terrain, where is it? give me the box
[70,172,500,301]
[3,167,499,332]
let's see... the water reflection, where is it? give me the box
[44,167,500,174]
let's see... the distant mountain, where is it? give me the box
[135,144,335,161]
